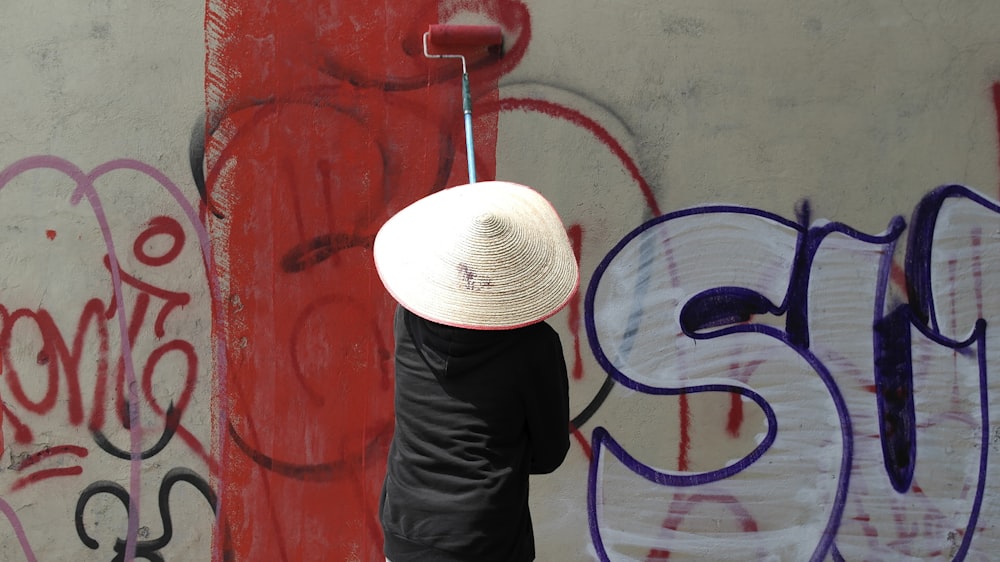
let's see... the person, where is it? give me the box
[372,180,579,561]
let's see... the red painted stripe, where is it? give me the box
[10,467,83,492]
[205,2,518,559]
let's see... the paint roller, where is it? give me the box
[423,24,504,184]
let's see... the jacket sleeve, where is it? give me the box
[523,328,571,474]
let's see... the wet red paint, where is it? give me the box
[204,1,527,559]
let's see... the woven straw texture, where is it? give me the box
[373,181,579,330]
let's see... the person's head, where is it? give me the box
[373,181,579,330]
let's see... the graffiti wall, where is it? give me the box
[2,0,1000,560]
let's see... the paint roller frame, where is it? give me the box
[422,24,504,184]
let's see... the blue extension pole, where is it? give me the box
[462,72,476,183]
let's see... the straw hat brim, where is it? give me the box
[373,181,580,330]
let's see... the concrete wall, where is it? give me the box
[2,1,999,560]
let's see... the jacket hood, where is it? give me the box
[404,308,523,379]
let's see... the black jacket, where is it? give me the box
[380,305,570,561]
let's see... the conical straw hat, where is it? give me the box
[374,181,579,330]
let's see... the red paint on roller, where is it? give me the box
[427,24,504,49]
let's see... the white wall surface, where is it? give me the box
[2,1,999,560]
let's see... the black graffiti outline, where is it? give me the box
[75,467,217,561]
[226,419,393,482]
[90,402,181,461]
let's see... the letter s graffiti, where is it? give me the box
[584,205,906,560]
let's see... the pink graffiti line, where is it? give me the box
[0,498,38,562]
[0,156,222,562]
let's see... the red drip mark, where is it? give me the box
[569,423,592,461]
[567,224,584,380]
[677,393,691,471]
[10,467,83,491]
[45,230,56,240]
[992,82,1000,198]
[725,393,743,438]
